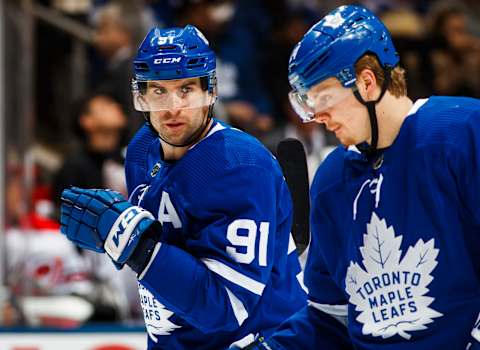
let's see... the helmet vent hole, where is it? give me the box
[187,57,206,69]
[134,63,149,71]
[158,45,177,51]
[188,45,198,50]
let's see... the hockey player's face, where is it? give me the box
[310,78,370,146]
[147,78,210,145]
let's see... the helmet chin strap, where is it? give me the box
[352,67,392,156]
[143,104,214,148]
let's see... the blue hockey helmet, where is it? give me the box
[288,5,400,153]
[288,5,399,95]
[132,25,217,112]
[133,25,215,83]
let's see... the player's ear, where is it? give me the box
[356,68,378,101]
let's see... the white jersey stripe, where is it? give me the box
[296,270,309,294]
[225,287,249,326]
[288,233,296,254]
[308,300,348,316]
[202,258,265,296]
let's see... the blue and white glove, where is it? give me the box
[60,187,156,270]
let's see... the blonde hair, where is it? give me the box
[355,54,407,97]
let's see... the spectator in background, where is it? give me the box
[91,0,155,137]
[52,93,127,204]
[426,4,480,97]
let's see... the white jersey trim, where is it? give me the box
[408,98,428,116]
[288,233,296,254]
[308,300,348,316]
[128,183,147,202]
[189,122,226,150]
[201,258,265,296]
[296,270,309,294]
[225,287,249,326]
[229,333,256,349]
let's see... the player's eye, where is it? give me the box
[180,86,193,95]
[152,87,167,96]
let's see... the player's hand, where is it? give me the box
[60,187,155,268]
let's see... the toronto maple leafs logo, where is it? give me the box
[323,12,346,29]
[138,283,181,342]
[346,213,443,340]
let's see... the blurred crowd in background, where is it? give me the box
[2,0,480,329]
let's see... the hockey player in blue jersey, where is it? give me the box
[248,4,480,350]
[59,25,307,349]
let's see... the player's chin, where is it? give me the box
[339,137,356,147]
[163,133,190,146]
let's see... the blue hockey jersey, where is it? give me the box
[265,96,480,350]
[124,120,307,349]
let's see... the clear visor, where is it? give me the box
[132,78,216,112]
[288,85,352,123]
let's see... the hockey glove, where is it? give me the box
[60,187,155,269]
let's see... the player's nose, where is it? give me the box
[313,112,330,124]
[165,108,182,119]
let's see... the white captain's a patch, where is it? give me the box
[158,191,182,229]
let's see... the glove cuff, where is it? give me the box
[127,221,162,274]
[104,206,154,262]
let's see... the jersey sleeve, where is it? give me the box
[304,184,349,318]
[260,305,353,350]
[136,163,290,333]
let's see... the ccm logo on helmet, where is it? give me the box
[154,57,182,64]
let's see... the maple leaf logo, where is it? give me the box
[323,12,346,29]
[346,213,443,340]
[138,283,181,342]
